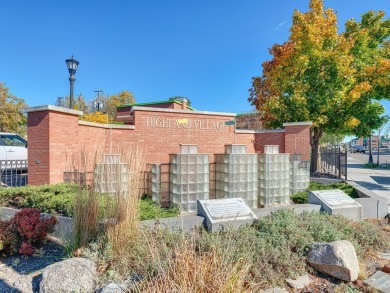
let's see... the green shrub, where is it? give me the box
[92,209,390,290]
[291,181,358,204]
[0,184,79,217]
[140,197,179,220]
[363,162,390,169]
[0,184,179,220]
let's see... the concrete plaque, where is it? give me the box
[205,200,253,219]
[315,190,356,206]
[308,189,363,221]
[197,198,257,232]
[364,271,390,293]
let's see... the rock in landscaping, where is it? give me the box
[307,240,359,281]
[259,288,288,293]
[98,283,126,293]
[39,257,97,293]
[285,274,311,289]
[383,264,390,274]
[364,271,390,293]
[381,253,390,260]
[97,275,141,293]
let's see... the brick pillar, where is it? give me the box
[26,105,83,185]
[283,122,312,161]
[181,99,188,110]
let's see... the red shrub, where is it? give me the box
[0,208,57,255]
[19,242,34,255]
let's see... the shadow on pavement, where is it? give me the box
[371,176,390,186]
[347,163,364,169]
[355,180,389,191]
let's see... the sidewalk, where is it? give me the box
[347,156,390,202]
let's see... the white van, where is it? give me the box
[0,132,28,170]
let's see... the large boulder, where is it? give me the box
[307,240,359,281]
[39,257,97,293]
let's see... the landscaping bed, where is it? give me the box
[2,181,387,292]
[291,181,359,204]
[0,183,179,220]
[83,209,390,292]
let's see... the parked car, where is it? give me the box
[0,132,28,170]
[350,145,367,153]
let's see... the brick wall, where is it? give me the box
[283,122,311,161]
[26,105,311,185]
[27,111,50,185]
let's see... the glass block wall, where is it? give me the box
[170,145,209,212]
[148,163,161,202]
[290,155,310,194]
[94,154,129,196]
[215,145,258,208]
[258,153,290,207]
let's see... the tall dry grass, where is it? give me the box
[141,244,250,293]
[69,148,101,248]
[136,228,257,293]
[105,146,145,258]
[71,145,145,251]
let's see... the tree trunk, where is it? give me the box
[310,128,323,173]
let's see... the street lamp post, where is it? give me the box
[65,55,79,109]
[368,135,374,164]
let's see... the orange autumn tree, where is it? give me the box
[249,0,389,172]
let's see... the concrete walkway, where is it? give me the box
[347,155,390,202]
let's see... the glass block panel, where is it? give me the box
[264,145,279,154]
[169,153,210,212]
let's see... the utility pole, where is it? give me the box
[377,128,381,165]
[94,90,103,99]
[94,90,104,111]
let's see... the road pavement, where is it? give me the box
[347,152,390,205]
[348,149,390,166]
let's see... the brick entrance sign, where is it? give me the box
[25,102,311,186]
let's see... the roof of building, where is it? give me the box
[117,99,196,110]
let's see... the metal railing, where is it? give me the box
[0,160,28,187]
[63,170,151,196]
[317,147,347,180]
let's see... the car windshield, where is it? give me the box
[0,135,27,147]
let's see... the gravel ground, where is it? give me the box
[0,238,67,293]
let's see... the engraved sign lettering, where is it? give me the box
[145,117,226,131]
[204,199,252,220]
[316,190,355,206]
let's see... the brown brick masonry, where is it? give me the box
[26,105,311,185]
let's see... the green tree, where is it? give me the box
[320,133,345,147]
[249,0,389,171]
[55,94,88,113]
[89,90,135,122]
[0,82,27,134]
[169,96,191,105]
[106,90,135,120]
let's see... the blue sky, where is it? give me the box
[1,0,389,116]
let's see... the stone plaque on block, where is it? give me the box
[364,271,390,293]
[197,198,257,232]
[308,189,363,221]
